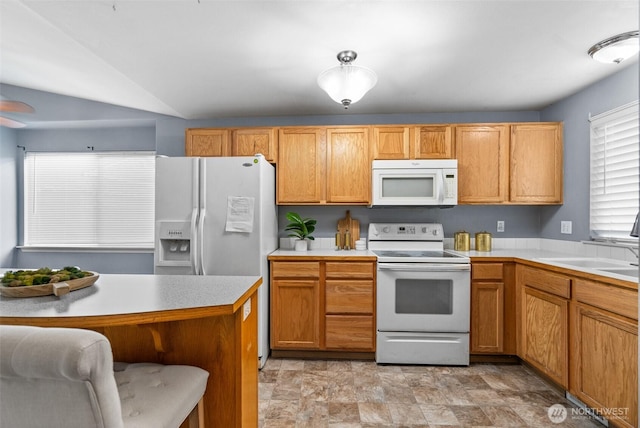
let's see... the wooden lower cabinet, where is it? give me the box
[470,262,516,355]
[520,286,568,388]
[570,279,638,428]
[471,282,504,353]
[325,315,373,350]
[516,263,640,427]
[518,266,569,388]
[270,262,321,349]
[270,258,375,353]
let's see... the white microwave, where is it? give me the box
[371,159,458,206]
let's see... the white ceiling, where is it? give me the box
[1,0,638,120]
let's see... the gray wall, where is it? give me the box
[0,63,637,272]
[0,127,18,267]
[540,62,639,241]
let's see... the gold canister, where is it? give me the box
[453,231,470,251]
[475,232,492,252]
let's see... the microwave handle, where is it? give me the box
[438,170,445,204]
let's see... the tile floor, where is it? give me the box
[258,358,604,428]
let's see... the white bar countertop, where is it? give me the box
[0,273,261,318]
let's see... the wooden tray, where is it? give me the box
[0,272,99,298]
[337,210,360,249]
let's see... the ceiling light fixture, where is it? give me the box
[317,50,377,109]
[588,31,639,64]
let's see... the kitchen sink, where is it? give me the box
[595,268,639,279]
[537,257,633,269]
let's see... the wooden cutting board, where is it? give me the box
[337,210,360,249]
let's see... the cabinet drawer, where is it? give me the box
[574,279,638,320]
[326,262,374,279]
[472,263,503,280]
[325,315,374,350]
[272,262,320,278]
[326,280,373,314]
[522,267,570,298]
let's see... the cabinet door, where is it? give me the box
[231,128,277,163]
[471,282,504,353]
[185,129,230,157]
[326,280,374,314]
[271,279,320,349]
[372,126,410,159]
[570,303,638,428]
[510,123,563,204]
[325,315,374,350]
[277,128,326,204]
[413,125,453,159]
[521,286,569,388]
[455,125,509,203]
[326,127,370,204]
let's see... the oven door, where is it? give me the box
[376,262,470,333]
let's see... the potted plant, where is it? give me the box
[285,212,316,251]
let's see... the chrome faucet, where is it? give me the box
[631,212,639,238]
[630,212,639,265]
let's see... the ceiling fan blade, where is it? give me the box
[0,100,35,114]
[0,116,27,128]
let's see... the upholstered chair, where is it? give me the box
[0,325,209,428]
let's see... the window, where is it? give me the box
[590,101,639,241]
[24,152,155,248]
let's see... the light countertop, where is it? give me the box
[269,247,637,285]
[269,249,376,258]
[0,273,261,318]
[448,248,637,285]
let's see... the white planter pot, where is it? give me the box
[294,239,308,252]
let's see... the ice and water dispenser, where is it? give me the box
[156,221,191,267]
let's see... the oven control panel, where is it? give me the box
[368,223,444,241]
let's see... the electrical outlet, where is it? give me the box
[561,221,572,234]
[497,220,505,232]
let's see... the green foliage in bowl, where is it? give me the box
[1,266,93,287]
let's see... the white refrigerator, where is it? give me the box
[154,155,277,369]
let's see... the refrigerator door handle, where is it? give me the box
[190,207,199,275]
[198,208,206,275]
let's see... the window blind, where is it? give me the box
[590,101,639,241]
[24,152,155,248]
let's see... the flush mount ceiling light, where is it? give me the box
[317,50,377,109]
[588,30,639,64]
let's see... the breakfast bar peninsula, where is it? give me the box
[0,273,261,428]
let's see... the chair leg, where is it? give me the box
[188,397,205,428]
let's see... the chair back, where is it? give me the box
[0,325,125,428]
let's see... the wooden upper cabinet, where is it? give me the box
[413,125,453,159]
[372,125,453,159]
[455,124,510,203]
[510,123,563,204]
[326,127,371,204]
[231,128,277,163]
[185,128,230,157]
[277,128,326,204]
[372,126,410,159]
